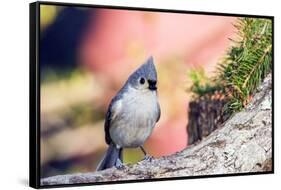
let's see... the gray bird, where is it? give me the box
[96,56,161,171]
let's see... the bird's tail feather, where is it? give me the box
[96,144,122,171]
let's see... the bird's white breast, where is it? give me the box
[124,87,158,116]
[109,86,159,148]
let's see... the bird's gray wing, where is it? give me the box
[104,105,113,145]
[104,94,123,145]
[156,102,161,122]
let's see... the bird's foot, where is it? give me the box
[143,155,154,162]
[115,158,125,170]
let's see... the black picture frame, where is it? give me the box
[29,1,274,189]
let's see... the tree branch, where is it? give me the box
[41,74,272,186]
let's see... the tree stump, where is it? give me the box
[187,92,229,145]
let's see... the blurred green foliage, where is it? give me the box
[188,67,222,97]
[124,149,144,164]
[41,68,84,84]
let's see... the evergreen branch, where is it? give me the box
[188,17,272,114]
[242,44,272,89]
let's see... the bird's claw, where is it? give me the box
[115,158,125,169]
[143,155,154,162]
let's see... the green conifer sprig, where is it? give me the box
[188,18,272,114]
[188,67,222,97]
[217,18,272,113]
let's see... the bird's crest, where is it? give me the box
[129,56,157,82]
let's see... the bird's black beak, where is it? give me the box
[148,80,157,90]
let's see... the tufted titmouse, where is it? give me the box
[96,56,161,171]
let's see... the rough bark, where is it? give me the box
[41,74,272,186]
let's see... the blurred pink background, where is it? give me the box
[40,5,237,177]
[79,9,236,156]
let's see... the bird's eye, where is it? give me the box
[139,77,145,85]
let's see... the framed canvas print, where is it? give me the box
[29,1,274,188]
